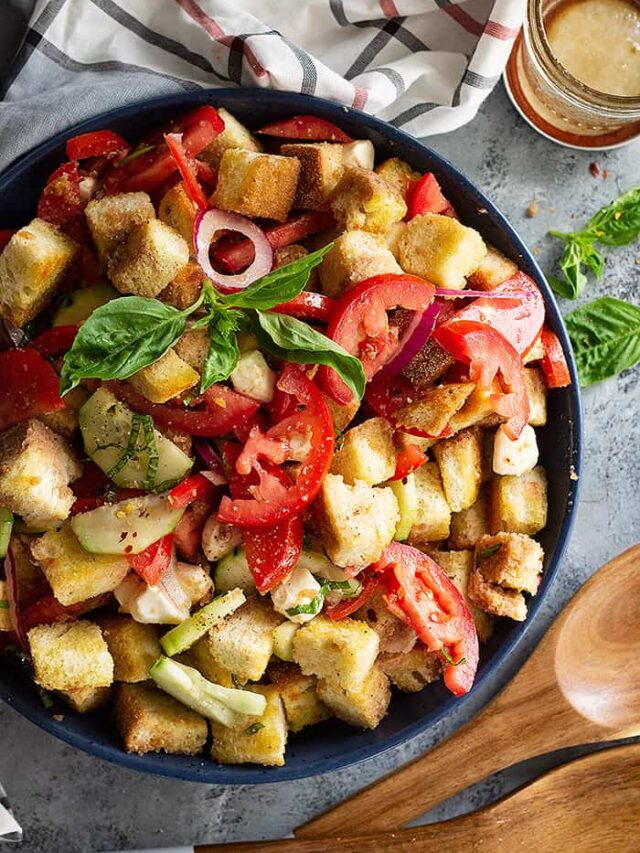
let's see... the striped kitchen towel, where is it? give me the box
[0,0,523,171]
[0,782,22,843]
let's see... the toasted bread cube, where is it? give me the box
[523,335,545,364]
[158,182,197,249]
[317,666,390,729]
[383,220,408,261]
[115,682,207,756]
[199,107,262,168]
[396,333,455,394]
[29,621,113,691]
[282,142,346,210]
[0,581,11,631]
[179,637,237,688]
[375,157,420,199]
[475,532,544,596]
[211,684,287,766]
[378,645,442,692]
[330,166,407,234]
[433,549,494,642]
[0,219,77,327]
[318,230,402,298]
[322,394,360,434]
[409,463,451,544]
[39,406,79,439]
[96,616,161,683]
[489,466,548,535]
[318,474,399,568]
[293,616,379,690]
[356,587,416,654]
[449,491,490,550]
[10,533,46,605]
[128,348,199,404]
[207,596,282,683]
[211,149,300,222]
[273,243,308,267]
[60,685,112,713]
[0,420,81,531]
[331,417,395,486]
[394,383,475,438]
[468,569,527,621]
[108,219,190,298]
[159,260,204,310]
[395,432,435,453]
[31,525,129,606]
[448,380,503,433]
[524,367,548,426]
[433,427,483,513]
[467,244,518,290]
[268,663,331,732]
[85,192,155,265]
[399,213,486,290]
[174,326,209,373]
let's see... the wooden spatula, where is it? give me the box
[295,544,640,838]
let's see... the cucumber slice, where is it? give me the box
[389,474,418,542]
[79,388,193,490]
[53,282,117,326]
[71,494,184,555]
[160,588,246,657]
[0,509,14,559]
[296,550,336,575]
[150,656,266,726]
[273,621,299,662]
[215,548,256,593]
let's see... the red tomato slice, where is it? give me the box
[164,133,208,210]
[71,461,108,498]
[168,474,217,509]
[406,173,451,219]
[217,365,334,528]
[433,319,530,440]
[0,349,66,432]
[273,292,334,324]
[66,130,130,161]
[326,570,379,621]
[365,372,453,440]
[320,274,436,405]
[128,534,174,585]
[31,325,79,358]
[173,499,214,562]
[540,326,571,388]
[37,161,83,229]
[256,115,352,142]
[391,444,428,481]
[373,542,479,696]
[22,592,112,632]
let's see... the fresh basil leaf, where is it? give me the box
[565,296,640,386]
[586,186,640,247]
[548,274,577,300]
[200,310,242,392]
[220,245,333,311]
[250,310,366,401]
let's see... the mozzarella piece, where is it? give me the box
[114,573,191,625]
[202,516,242,562]
[492,424,539,477]
[174,561,213,603]
[230,350,276,403]
[271,565,322,625]
[342,140,375,170]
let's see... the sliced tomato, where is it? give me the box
[217,365,334,528]
[233,408,270,444]
[0,349,66,432]
[319,274,436,405]
[406,173,451,219]
[164,132,208,209]
[66,130,130,161]
[128,534,174,585]
[273,292,334,324]
[391,444,428,481]
[173,499,214,562]
[540,326,571,388]
[373,542,479,696]
[71,461,108,498]
[0,229,15,250]
[22,592,112,632]
[326,570,379,621]
[433,319,529,440]
[256,115,352,143]
[168,474,217,509]
[365,372,454,439]
[37,161,83,229]
[31,325,78,358]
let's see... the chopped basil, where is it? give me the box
[245,721,265,735]
[286,590,325,617]
[140,415,159,491]
[37,686,54,709]
[477,543,502,560]
[117,143,156,166]
[106,414,144,481]
[0,600,9,609]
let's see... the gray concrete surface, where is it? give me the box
[0,77,639,852]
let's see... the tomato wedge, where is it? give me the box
[217,365,334,528]
[0,349,66,432]
[540,326,571,388]
[326,570,379,621]
[164,133,208,209]
[128,534,174,585]
[22,592,112,632]
[174,499,215,562]
[320,274,436,405]
[406,173,451,219]
[31,325,78,358]
[168,474,217,509]
[66,130,130,161]
[273,292,334,324]
[391,444,428,481]
[37,161,83,229]
[256,115,352,143]
[373,542,479,696]
[433,320,530,440]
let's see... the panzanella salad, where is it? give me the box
[0,106,570,766]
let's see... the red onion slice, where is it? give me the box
[0,320,25,351]
[4,548,30,655]
[435,287,531,299]
[195,208,272,291]
[193,438,227,485]
[374,301,441,385]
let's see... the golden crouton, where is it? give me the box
[268,663,331,733]
[281,142,346,210]
[293,616,379,690]
[273,243,308,268]
[128,348,199,404]
[159,260,205,310]
[399,213,486,290]
[408,463,451,543]
[108,219,190,298]
[31,525,129,606]
[524,367,547,426]
[211,684,287,767]
[448,380,503,433]
[158,182,197,248]
[174,326,209,373]
[468,569,527,621]
[318,474,399,568]
[0,219,77,327]
[433,427,483,513]
[198,107,262,168]
[356,587,416,654]
[29,621,114,691]
[489,466,548,535]
[211,149,300,222]
[395,432,435,453]
[207,596,282,683]
[383,220,408,261]
[322,394,360,434]
[317,666,390,729]
[330,166,407,234]
[475,532,544,596]
[375,157,420,199]
[9,533,45,605]
[331,417,395,486]
[432,549,494,642]
[467,244,518,290]
[114,682,207,756]
[39,406,79,440]
[0,581,11,631]
[523,335,545,364]
[85,192,155,265]
[96,616,161,683]
[179,637,237,688]
[378,645,442,692]
[318,230,402,298]
[60,686,112,713]
[449,491,491,550]
[394,384,475,439]
[0,420,81,531]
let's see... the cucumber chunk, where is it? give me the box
[53,282,117,326]
[0,508,14,559]
[273,621,299,662]
[71,494,184,555]
[215,548,256,593]
[389,474,418,542]
[160,588,246,657]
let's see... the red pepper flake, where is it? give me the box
[589,161,600,177]
[124,545,133,554]
[603,169,609,180]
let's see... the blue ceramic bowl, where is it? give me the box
[0,89,582,783]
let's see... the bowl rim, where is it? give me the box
[0,87,583,784]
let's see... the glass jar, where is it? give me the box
[505,0,640,148]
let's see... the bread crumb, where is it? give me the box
[526,198,539,218]
[589,161,600,177]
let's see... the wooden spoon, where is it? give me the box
[198,741,640,851]
[296,544,640,839]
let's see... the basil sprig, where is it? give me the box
[286,577,362,617]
